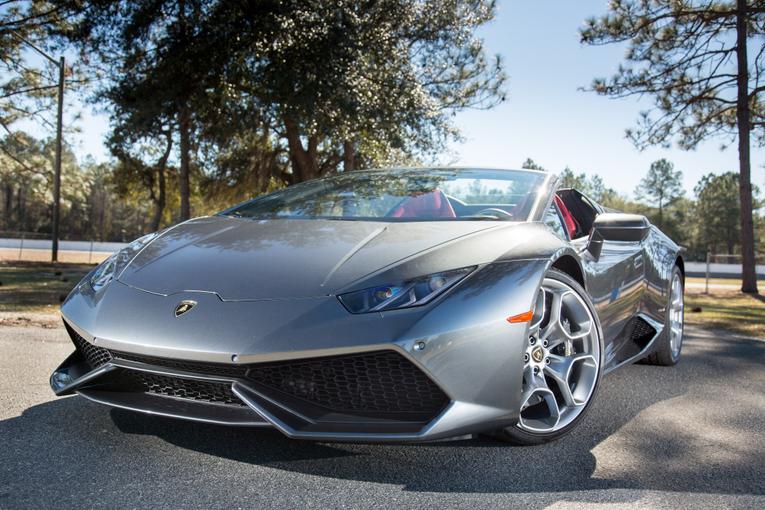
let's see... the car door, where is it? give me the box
[557,190,645,357]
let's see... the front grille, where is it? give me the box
[65,322,112,369]
[121,371,246,407]
[247,351,449,418]
[65,321,449,420]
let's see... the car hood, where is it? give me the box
[117,216,502,300]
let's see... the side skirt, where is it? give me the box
[603,314,664,374]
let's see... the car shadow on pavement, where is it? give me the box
[1,327,763,502]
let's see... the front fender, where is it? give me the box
[395,259,549,427]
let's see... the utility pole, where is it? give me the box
[9,33,65,262]
[52,56,65,263]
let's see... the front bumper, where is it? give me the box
[52,321,519,441]
[52,261,544,442]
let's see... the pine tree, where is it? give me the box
[582,0,765,293]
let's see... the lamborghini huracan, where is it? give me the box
[50,168,684,445]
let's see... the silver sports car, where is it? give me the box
[50,168,684,445]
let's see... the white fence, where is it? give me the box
[0,237,127,253]
[0,235,127,264]
[685,261,765,277]
[686,253,765,293]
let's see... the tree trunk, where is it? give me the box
[155,158,167,228]
[283,116,318,182]
[151,135,172,231]
[3,184,12,229]
[179,106,192,221]
[99,190,106,242]
[736,0,758,294]
[343,140,355,172]
[17,185,26,232]
[658,200,663,229]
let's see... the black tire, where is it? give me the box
[643,266,684,366]
[491,269,605,446]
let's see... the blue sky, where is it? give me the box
[43,0,765,198]
[448,0,764,197]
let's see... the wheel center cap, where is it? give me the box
[531,346,544,363]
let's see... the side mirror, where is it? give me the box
[586,213,650,259]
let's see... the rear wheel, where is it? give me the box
[493,269,604,445]
[643,266,684,366]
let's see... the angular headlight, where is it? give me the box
[89,232,159,292]
[338,267,475,314]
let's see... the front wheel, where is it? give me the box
[493,269,604,445]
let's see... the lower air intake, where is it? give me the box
[120,371,246,407]
[65,322,112,368]
[629,316,657,349]
[64,321,449,421]
[246,350,449,419]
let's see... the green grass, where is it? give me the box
[686,289,765,338]
[0,262,94,313]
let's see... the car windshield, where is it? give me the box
[222,168,548,222]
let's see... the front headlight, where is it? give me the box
[338,267,475,314]
[89,232,159,292]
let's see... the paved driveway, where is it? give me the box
[0,321,762,509]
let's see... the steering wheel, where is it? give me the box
[475,208,514,220]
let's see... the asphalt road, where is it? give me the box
[0,320,763,509]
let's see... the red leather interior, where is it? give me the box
[554,195,578,238]
[390,190,456,219]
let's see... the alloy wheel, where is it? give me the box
[518,277,601,434]
[668,273,684,357]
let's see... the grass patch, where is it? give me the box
[0,261,94,313]
[686,277,743,286]
[686,288,765,338]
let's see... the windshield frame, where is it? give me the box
[220,167,554,223]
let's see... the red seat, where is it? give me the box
[554,195,579,238]
[390,190,456,219]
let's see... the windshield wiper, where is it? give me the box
[463,214,506,221]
